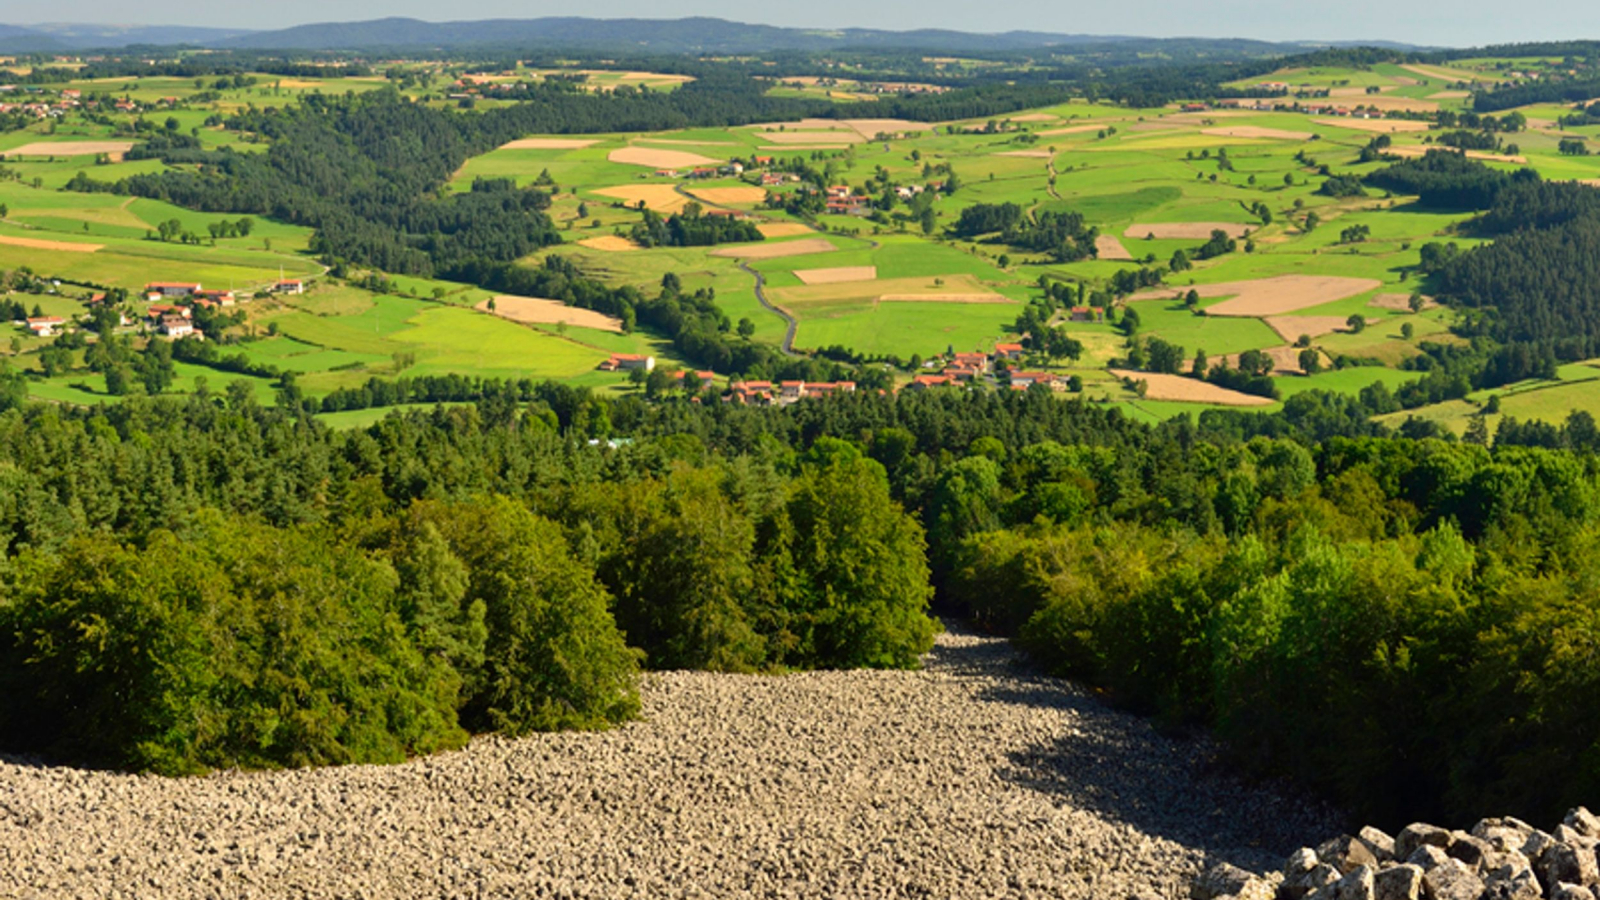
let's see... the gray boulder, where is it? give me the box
[1372,864,1422,900]
[1285,864,1343,900]
[1285,847,1320,879]
[1473,817,1538,855]
[1481,848,1535,885]
[1566,808,1600,840]
[1447,830,1493,867]
[1358,826,1396,863]
[1406,845,1451,872]
[1540,841,1600,889]
[1319,835,1381,875]
[1421,858,1485,900]
[1192,862,1275,900]
[1480,870,1544,900]
[1326,864,1375,900]
[1395,823,1453,861]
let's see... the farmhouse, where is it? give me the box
[157,316,197,339]
[145,281,201,297]
[676,370,717,391]
[147,304,191,321]
[599,353,656,372]
[907,374,956,391]
[728,380,774,405]
[195,289,236,306]
[993,342,1025,361]
[1009,371,1060,389]
[272,280,305,295]
[950,352,990,374]
[25,316,65,337]
[1069,306,1101,322]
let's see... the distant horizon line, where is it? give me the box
[0,16,1462,48]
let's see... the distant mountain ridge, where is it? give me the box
[0,16,1429,55]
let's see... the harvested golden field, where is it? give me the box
[500,138,598,150]
[879,293,1011,304]
[477,296,623,333]
[688,186,769,205]
[996,149,1055,158]
[794,266,877,285]
[1210,346,1328,376]
[0,234,102,252]
[1310,118,1431,134]
[1128,275,1380,317]
[1038,124,1111,137]
[1123,222,1252,240]
[757,145,854,151]
[576,236,643,252]
[1386,145,1526,164]
[1200,126,1312,140]
[1108,370,1275,406]
[838,118,937,139]
[593,185,689,213]
[1263,315,1368,343]
[1007,114,1059,123]
[608,147,722,168]
[1370,293,1439,312]
[710,238,837,260]
[757,223,815,238]
[759,130,866,144]
[4,140,135,157]
[772,274,1008,306]
[1095,235,1133,261]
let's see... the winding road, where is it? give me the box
[739,259,798,356]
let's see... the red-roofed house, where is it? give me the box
[598,353,655,372]
[25,316,64,337]
[951,352,989,374]
[195,289,236,306]
[993,342,1025,361]
[728,380,774,405]
[908,374,955,391]
[676,370,717,391]
[272,280,304,295]
[1009,371,1059,389]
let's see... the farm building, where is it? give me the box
[25,316,65,337]
[1009,372,1061,389]
[157,316,197,339]
[728,380,774,405]
[908,374,956,391]
[272,280,305,295]
[195,290,236,306]
[599,353,656,372]
[676,370,717,391]
[145,282,200,297]
[993,342,1025,361]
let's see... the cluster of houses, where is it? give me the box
[907,342,1066,392]
[727,379,857,405]
[824,185,871,216]
[0,85,165,120]
[18,277,307,341]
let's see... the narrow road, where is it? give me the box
[739,259,797,355]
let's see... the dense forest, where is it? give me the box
[2,381,1600,829]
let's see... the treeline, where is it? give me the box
[8,383,1600,825]
[1472,75,1600,112]
[0,396,941,774]
[943,435,1600,828]
[1364,149,1537,209]
[627,206,764,248]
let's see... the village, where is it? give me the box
[17,277,305,340]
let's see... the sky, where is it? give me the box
[11,0,1600,47]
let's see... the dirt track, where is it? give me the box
[0,629,1331,899]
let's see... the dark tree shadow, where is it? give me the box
[926,625,1340,875]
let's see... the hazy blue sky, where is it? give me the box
[12,0,1600,46]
